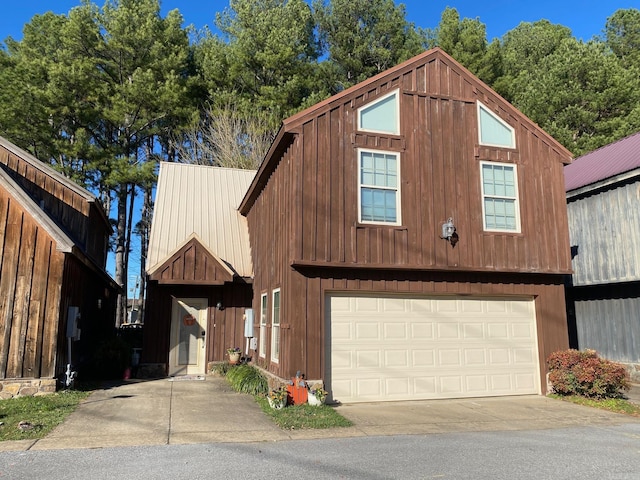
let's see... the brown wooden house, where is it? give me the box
[0,136,118,398]
[143,163,254,376]
[239,48,574,403]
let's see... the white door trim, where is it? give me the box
[169,297,208,376]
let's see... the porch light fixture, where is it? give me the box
[441,217,459,246]
[216,301,224,311]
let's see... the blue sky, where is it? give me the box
[1,0,637,293]
[1,0,638,43]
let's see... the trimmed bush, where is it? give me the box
[547,349,629,399]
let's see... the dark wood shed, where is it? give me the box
[0,137,118,397]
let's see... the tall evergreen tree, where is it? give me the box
[313,0,425,91]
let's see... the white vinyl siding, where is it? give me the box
[328,294,540,403]
[271,289,281,363]
[481,161,521,232]
[259,293,267,358]
[477,102,515,149]
[358,90,399,135]
[358,149,400,225]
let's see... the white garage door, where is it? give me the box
[328,294,540,403]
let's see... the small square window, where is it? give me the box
[358,90,399,135]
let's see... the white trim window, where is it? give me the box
[259,293,267,358]
[358,149,401,225]
[480,161,521,232]
[270,289,281,363]
[477,101,516,149]
[358,90,399,135]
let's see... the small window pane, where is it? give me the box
[359,93,398,134]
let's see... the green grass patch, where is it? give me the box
[256,396,353,430]
[0,390,90,442]
[549,394,640,417]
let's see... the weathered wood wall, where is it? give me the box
[0,187,65,379]
[0,145,109,268]
[573,293,640,364]
[567,179,640,286]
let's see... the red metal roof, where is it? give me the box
[565,131,640,192]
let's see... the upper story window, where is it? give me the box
[358,90,399,135]
[480,161,520,233]
[358,149,400,225]
[477,102,515,149]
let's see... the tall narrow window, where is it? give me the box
[477,102,516,148]
[481,162,520,232]
[259,293,267,358]
[271,289,281,363]
[358,149,400,224]
[358,90,399,135]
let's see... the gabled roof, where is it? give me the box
[0,166,120,291]
[565,131,640,193]
[146,163,255,278]
[147,233,236,284]
[239,47,572,214]
[0,136,107,228]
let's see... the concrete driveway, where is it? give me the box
[2,376,639,451]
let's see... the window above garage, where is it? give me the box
[477,102,515,149]
[480,161,521,233]
[358,149,400,225]
[358,90,399,135]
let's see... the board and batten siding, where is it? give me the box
[0,188,65,379]
[574,296,640,364]
[0,143,109,268]
[286,56,571,275]
[567,180,640,286]
[243,50,572,382]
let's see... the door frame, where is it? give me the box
[169,297,208,376]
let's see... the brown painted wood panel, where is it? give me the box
[243,50,573,382]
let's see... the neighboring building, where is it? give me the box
[143,163,255,376]
[0,136,118,397]
[239,48,573,403]
[565,131,640,381]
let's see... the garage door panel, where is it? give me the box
[329,294,540,403]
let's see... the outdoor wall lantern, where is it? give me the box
[441,217,459,246]
[216,301,224,311]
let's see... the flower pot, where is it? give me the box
[308,393,323,406]
[228,352,241,365]
[268,397,285,409]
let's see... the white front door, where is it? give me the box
[169,298,207,376]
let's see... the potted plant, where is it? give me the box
[308,383,327,406]
[227,347,242,365]
[267,387,288,409]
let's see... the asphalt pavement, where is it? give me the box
[1,376,640,452]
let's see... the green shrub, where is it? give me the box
[547,349,629,399]
[225,364,268,396]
